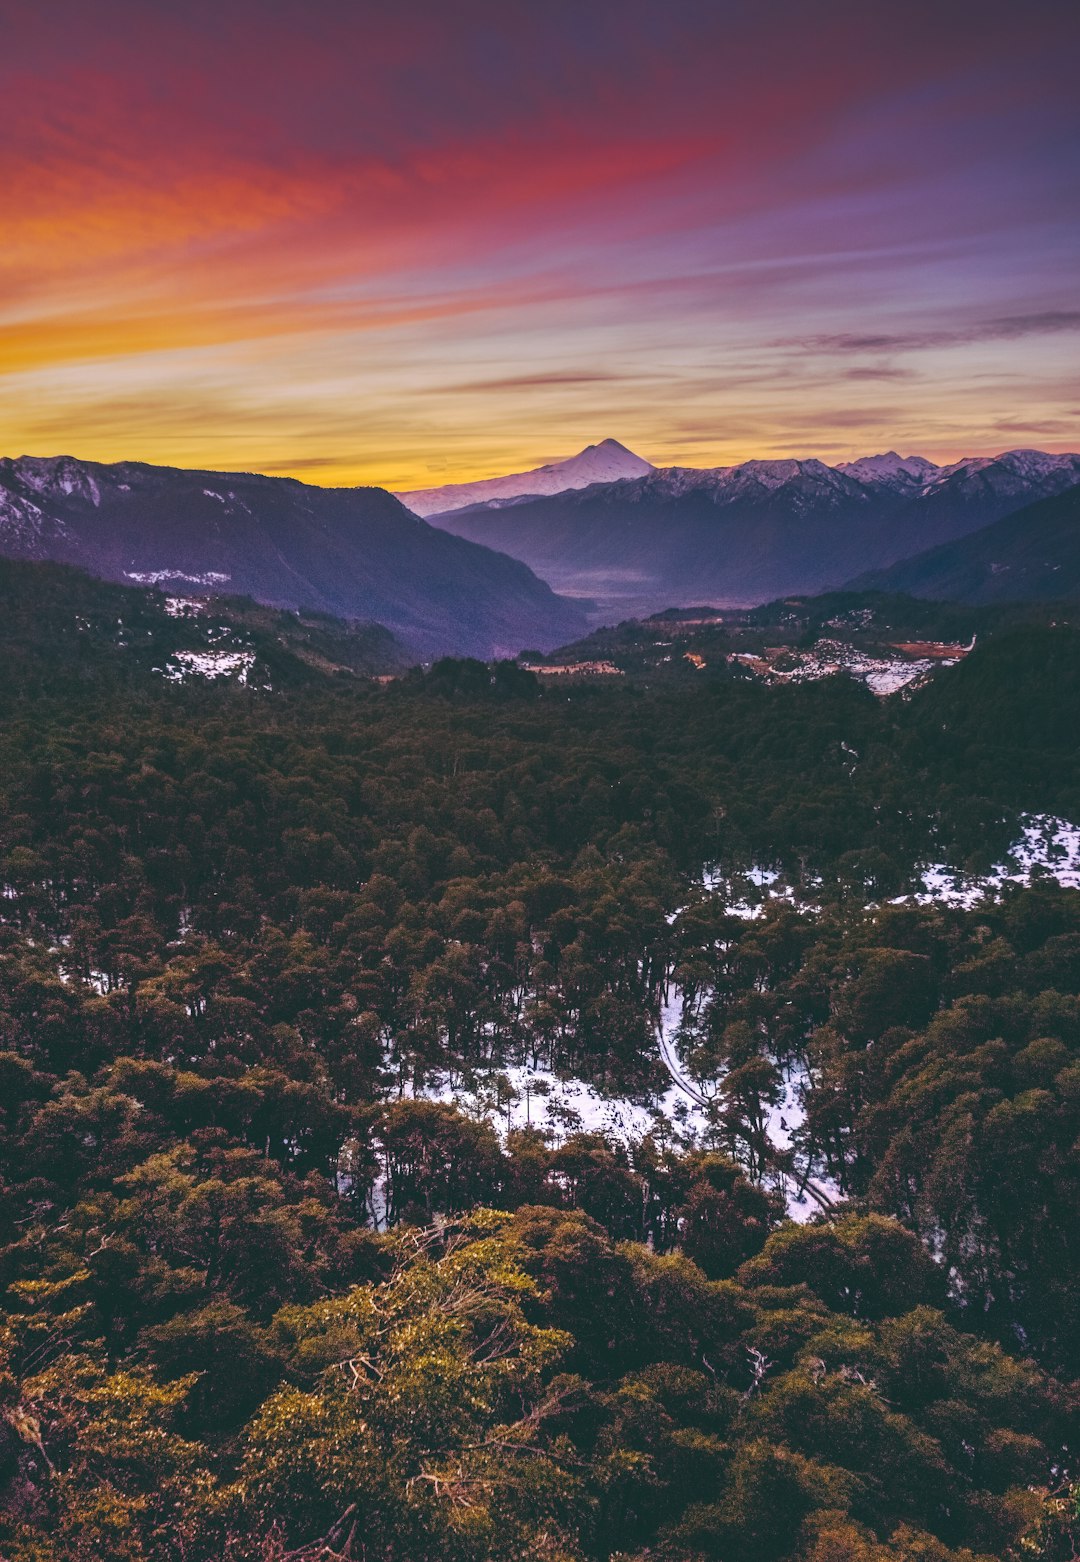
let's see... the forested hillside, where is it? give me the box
[851,485,1080,604]
[0,559,407,689]
[530,592,1070,689]
[0,455,587,659]
[0,563,1077,1561]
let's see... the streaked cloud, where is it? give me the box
[789,312,1080,357]
[1,0,1077,481]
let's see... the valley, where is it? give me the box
[4,442,1079,668]
[7,1,1080,1554]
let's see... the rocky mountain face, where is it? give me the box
[424,448,1080,615]
[0,455,587,659]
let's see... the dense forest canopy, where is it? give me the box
[0,560,1077,1560]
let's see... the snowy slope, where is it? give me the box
[396,438,654,517]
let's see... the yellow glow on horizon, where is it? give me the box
[2,0,1077,495]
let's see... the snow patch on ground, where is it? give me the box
[385,971,835,1222]
[654,984,838,1221]
[389,1053,710,1149]
[126,570,230,586]
[700,864,815,920]
[156,649,257,684]
[699,817,1080,918]
[863,660,938,695]
[375,821,1080,1230]
[893,815,1080,906]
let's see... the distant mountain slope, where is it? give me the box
[428,449,1080,615]
[396,438,653,517]
[0,455,585,659]
[849,483,1080,603]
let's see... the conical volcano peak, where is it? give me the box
[396,439,653,517]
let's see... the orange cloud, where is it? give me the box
[1,0,1077,484]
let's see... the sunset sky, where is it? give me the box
[3,0,1079,488]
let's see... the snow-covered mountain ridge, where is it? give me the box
[398,441,1080,521]
[620,447,1080,504]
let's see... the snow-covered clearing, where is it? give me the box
[387,1048,710,1150]
[376,814,1080,1226]
[384,973,836,1222]
[698,816,1080,919]
[894,815,1080,907]
[156,649,256,683]
[654,981,841,1221]
[732,639,956,696]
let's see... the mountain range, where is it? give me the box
[3,441,1079,659]
[416,442,1080,617]
[0,455,587,659]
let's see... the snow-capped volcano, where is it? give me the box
[396,438,654,517]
